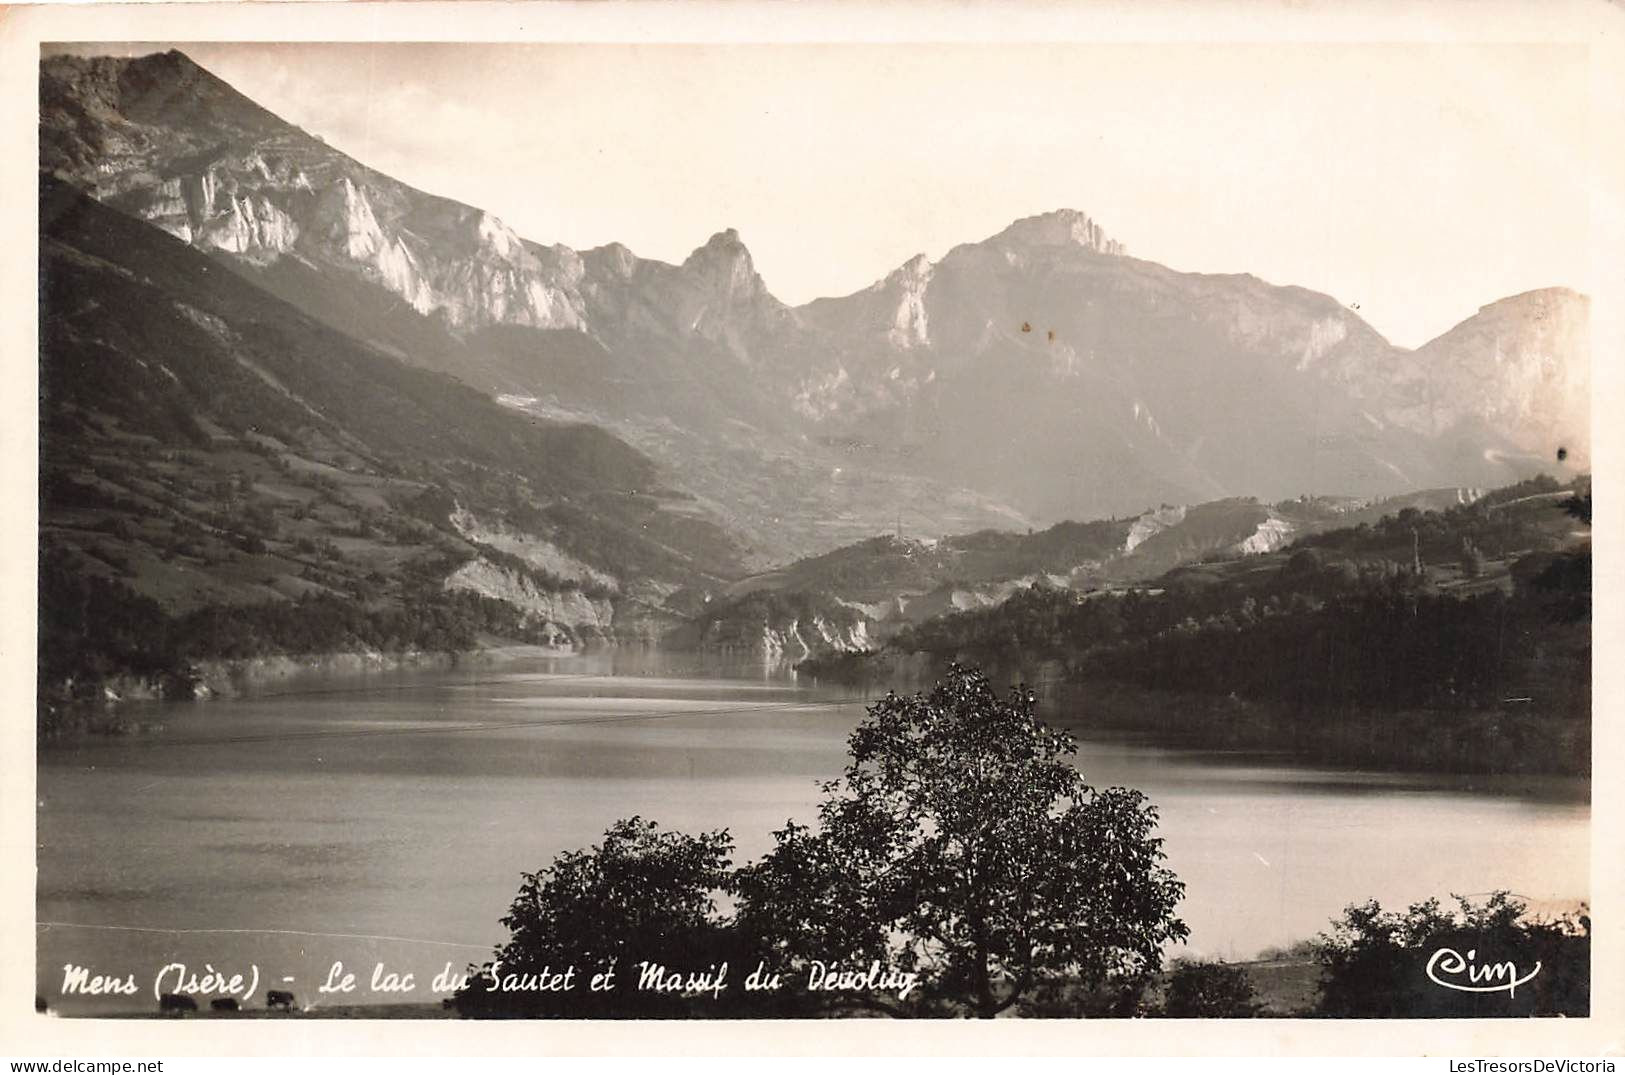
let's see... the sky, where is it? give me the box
[49,40,1593,348]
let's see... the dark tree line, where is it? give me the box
[37,546,560,724]
[853,488,1589,718]
[1083,587,1532,712]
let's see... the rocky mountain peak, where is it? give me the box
[682,227,768,302]
[585,241,639,280]
[43,49,285,146]
[124,48,200,80]
[988,209,1124,255]
[1471,286,1585,319]
[44,48,198,95]
[685,227,749,265]
[895,253,933,280]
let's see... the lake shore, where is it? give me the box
[37,635,579,733]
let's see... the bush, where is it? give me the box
[1160,960,1259,1017]
[1313,892,1588,1018]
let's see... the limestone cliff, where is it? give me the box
[443,559,616,643]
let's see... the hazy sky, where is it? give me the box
[51,40,1592,348]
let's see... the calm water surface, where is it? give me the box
[37,652,1588,1013]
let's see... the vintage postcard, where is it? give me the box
[2,0,1621,1058]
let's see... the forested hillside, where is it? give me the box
[804,479,1591,774]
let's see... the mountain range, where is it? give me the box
[36,49,1591,652]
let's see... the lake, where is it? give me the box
[36,651,1590,1014]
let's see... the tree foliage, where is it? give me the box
[455,818,737,1018]
[1314,892,1589,1018]
[734,665,1188,1017]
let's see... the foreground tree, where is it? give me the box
[455,817,736,1017]
[735,664,1189,1017]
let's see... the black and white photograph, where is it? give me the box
[8,0,1623,1055]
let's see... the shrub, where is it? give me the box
[1160,960,1259,1017]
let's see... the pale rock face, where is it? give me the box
[295,177,589,331]
[1197,280,1368,376]
[948,588,1001,613]
[834,596,890,622]
[1124,505,1187,553]
[793,366,852,419]
[816,615,871,652]
[313,176,385,260]
[141,177,190,221]
[1235,512,1296,555]
[374,237,436,315]
[585,242,639,281]
[444,559,616,639]
[476,211,522,259]
[534,243,587,288]
[447,505,619,592]
[134,170,297,255]
[1296,316,1351,371]
[751,615,871,662]
[991,209,1125,255]
[885,254,934,349]
[43,49,598,335]
[756,622,802,662]
[197,192,299,258]
[1131,400,1163,439]
[156,220,195,244]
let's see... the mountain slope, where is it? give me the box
[690,485,1500,660]
[41,50,591,333]
[41,50,1029,562]
[39,174,744,672]
[1408,289,1590,466]
[775,214,1578,519]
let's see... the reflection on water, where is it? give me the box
[37,650,1588,1013]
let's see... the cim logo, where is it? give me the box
[1426,947,1542,998]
